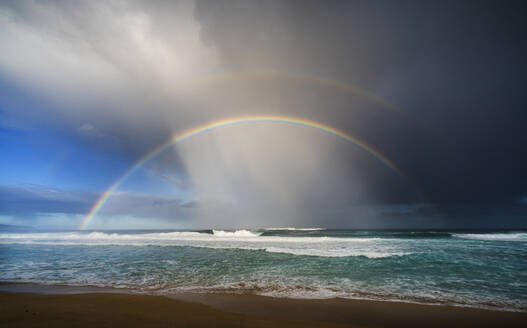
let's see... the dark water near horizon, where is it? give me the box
[1,228,526,312]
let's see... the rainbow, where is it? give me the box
[79,115,406,230]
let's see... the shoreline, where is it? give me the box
[0,281,524,313]
[1,283,526,327]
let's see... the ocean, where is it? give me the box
[0,229,526,312]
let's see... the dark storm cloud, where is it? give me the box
[194,0,527,205]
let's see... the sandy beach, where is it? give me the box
[1,286,526,327]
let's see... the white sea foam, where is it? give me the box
[455,233,527,242]
[264,247,409,258]
[0,231,400,258]
[0,231,377,243]
[263,227,325,231]
[212,229,262,237]
[0,231,203,240]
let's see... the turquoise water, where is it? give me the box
[0,229,526,311]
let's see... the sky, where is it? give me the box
[0,0,526,230]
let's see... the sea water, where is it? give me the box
[0,229,526,311]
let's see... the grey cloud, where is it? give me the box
[193,0,527,204]
[0,184,96,216]
[0,184,196,223]
[99,192,195,222]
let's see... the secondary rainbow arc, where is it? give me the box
[187,69,429,132]
[79,115,409,230]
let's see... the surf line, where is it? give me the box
[79,115,418,229]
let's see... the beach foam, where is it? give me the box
[0,231,397,258]
[212,230,262,237]
[455,233,527,242]
[262,227,324,231]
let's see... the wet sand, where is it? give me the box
[0,285,526,327]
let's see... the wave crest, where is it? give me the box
[455,233,527,242]
[212,230,262,237]
[263,227,324,231]
[0,231,397,258]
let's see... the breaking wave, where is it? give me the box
[212,229,262,237]
[262,227,324,231]
[0,231,402,258]
[455,233,527,242]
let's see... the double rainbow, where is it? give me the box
[79,115,406,230]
